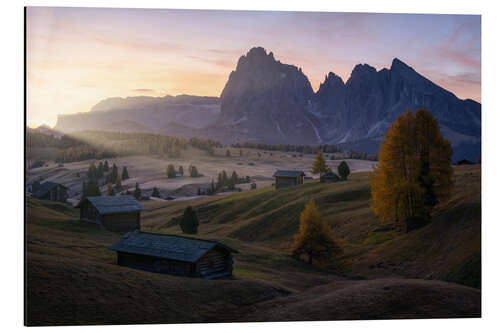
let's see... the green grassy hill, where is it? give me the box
[26,165,481,325]
[142,165,481,286]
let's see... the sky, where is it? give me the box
[26,7,481,127]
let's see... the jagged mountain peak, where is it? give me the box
[351,63,377,76]
[236,46,278,70]
[390,57,411,70]
[317,72,345,94]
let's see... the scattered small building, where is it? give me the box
[76,195,145,232]
[457,159,474,165]
[273,170,305,189]
[320,172,340,183]
[109,231,238,279]
[31,181,69,203]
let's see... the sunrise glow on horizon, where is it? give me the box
[26,7,481,127]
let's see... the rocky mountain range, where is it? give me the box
[55,95,220,133]
[54,47,481,161]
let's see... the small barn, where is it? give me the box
[273,170,305,189]
[31,181,68,203]
[109,231,238,279]
[457,159,473,165]
[76,195,145,232]
[320,172,340,183]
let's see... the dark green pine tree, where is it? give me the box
[221,170,228,186]
[338,161,350,181]
[133,182,141,200]
[180,206,199,234]
[103,160,109,172]
[151,187,160,198]
[167,164,176,178]
[121,166,129,180]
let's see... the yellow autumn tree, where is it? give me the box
[312,151,328,177]
[370,109,454,230]
[291,200,341,264]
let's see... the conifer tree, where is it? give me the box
[180,206,199,234]
[133,182,141,200]
[121,166,129,180]
[151,187,160,198]
[179,166,184,176]
[189,165,199,177]
[103,160,109,172]
[370,109,453,230]
[338,161,350,181]
[291,200,341,264]
[167,164,176,178]
[226,149,231,157]
[115,173,122,189]
[312,152,328,177]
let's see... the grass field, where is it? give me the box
[25,164,481,325]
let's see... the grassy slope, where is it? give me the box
[26,199,289,326]
[26,165,481,325]
[143,165,481,285]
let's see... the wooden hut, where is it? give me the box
[273,170,305,189]
[109,231,238,279]
[31,181,68,203]
[320,172,340,183]
[76,195,145,232]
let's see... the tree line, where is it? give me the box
[231,141,377,160]
[28,130,223,163]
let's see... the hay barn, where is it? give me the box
[273,170,305,189]
[31,181,69,203]
[320,172,340,183]
[109,231,237,279]
[76,195,144,232]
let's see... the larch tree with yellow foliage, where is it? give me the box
[291,200,341,264]
[312,152,329,177]
[370,109,454,231]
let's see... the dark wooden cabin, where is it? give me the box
[109,231,238,279]
[457,159,474,165]
[320,172,340,183]
[31,181,68,203]
[273,170,305,189]
[76,195,145,232]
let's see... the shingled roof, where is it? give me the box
[32,181,67,198]
[273,170,305,177]
[76,195,145,214]
[109,231,237,263]
[321,172,340,179]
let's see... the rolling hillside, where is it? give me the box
[142,164,481,285]
[25,165,481,325]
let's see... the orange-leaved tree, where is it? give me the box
[370,109,454,230]
[291,200,341,264]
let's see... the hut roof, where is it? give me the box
[321,172,340,179]
[109,231,237,263]
[32,181,67,198]
[273,170,305,178]
[76,195,145,214]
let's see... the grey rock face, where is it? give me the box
[219,49,480,161]
[218,47,317,144]
[53,47,481,162]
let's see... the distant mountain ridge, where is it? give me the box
[53,47,481,161]
[55,94,220,133]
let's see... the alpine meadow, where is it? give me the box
[25,7,481,326]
